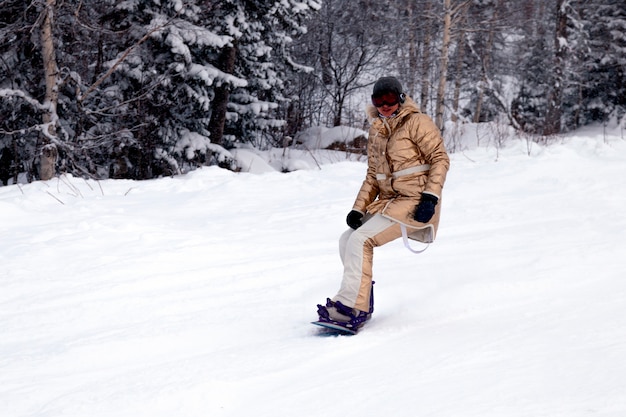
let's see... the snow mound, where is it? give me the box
[230,148,276,174]
[296,125,367,149]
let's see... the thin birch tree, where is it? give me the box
[39,0,60,180]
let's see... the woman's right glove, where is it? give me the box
[346,210,364,229]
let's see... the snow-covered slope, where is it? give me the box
[1,126,625,417]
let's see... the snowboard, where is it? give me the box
[311,320,358,335]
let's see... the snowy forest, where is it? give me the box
[0,0,625,184]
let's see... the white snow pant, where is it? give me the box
[333,214,403,312]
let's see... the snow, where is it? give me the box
[2,124,626,417]
[187,63,247,88]
[231,146,363,174]
[295,125,368,149]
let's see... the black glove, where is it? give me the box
[413,193,438,223]
[346,210,364,229]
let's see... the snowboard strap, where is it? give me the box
[400,224,429,254]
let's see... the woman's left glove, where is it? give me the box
[413,193,438,223]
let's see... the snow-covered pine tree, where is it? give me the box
[209,0,321,149]
[579,0,626,125]
[2,0,320,181]
[94,0,319,175]
[462,0,514,124]
[0,0,43,183]
[511,1,554,134]
[88,0,239,177]
[512,0,625,134]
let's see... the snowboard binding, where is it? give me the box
[314,282,375,332]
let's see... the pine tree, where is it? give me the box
[87,0,240,177]
[511,0,554,133]
[0,0,43,182]
[210,0,321,147]
[580,0,626,124]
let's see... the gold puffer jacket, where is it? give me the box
[352,96,450,243]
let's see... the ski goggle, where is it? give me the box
[371,92,400,107]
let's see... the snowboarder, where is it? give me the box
[315,76,450,332]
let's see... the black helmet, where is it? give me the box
[372,76,405,103]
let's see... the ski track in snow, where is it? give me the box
[1,130,626,416]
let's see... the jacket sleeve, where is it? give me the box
[413,115,450,199]
[352,136,380,213]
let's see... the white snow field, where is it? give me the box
[1,124,626,417]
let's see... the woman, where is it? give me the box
[316,76,450,331]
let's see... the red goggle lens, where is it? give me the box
[371,92,399,107]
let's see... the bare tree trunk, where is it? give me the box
[406,2,418,98]
[320,35,333,86]
[40,0,59,180]
[420,1,433,113]
[435,0,452,130]
[209,44,237,146]
[451,29,466,123]
[333,96,343,127]
[473,1,500,123]
[543,0,566,136]
[473,26,496,123]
